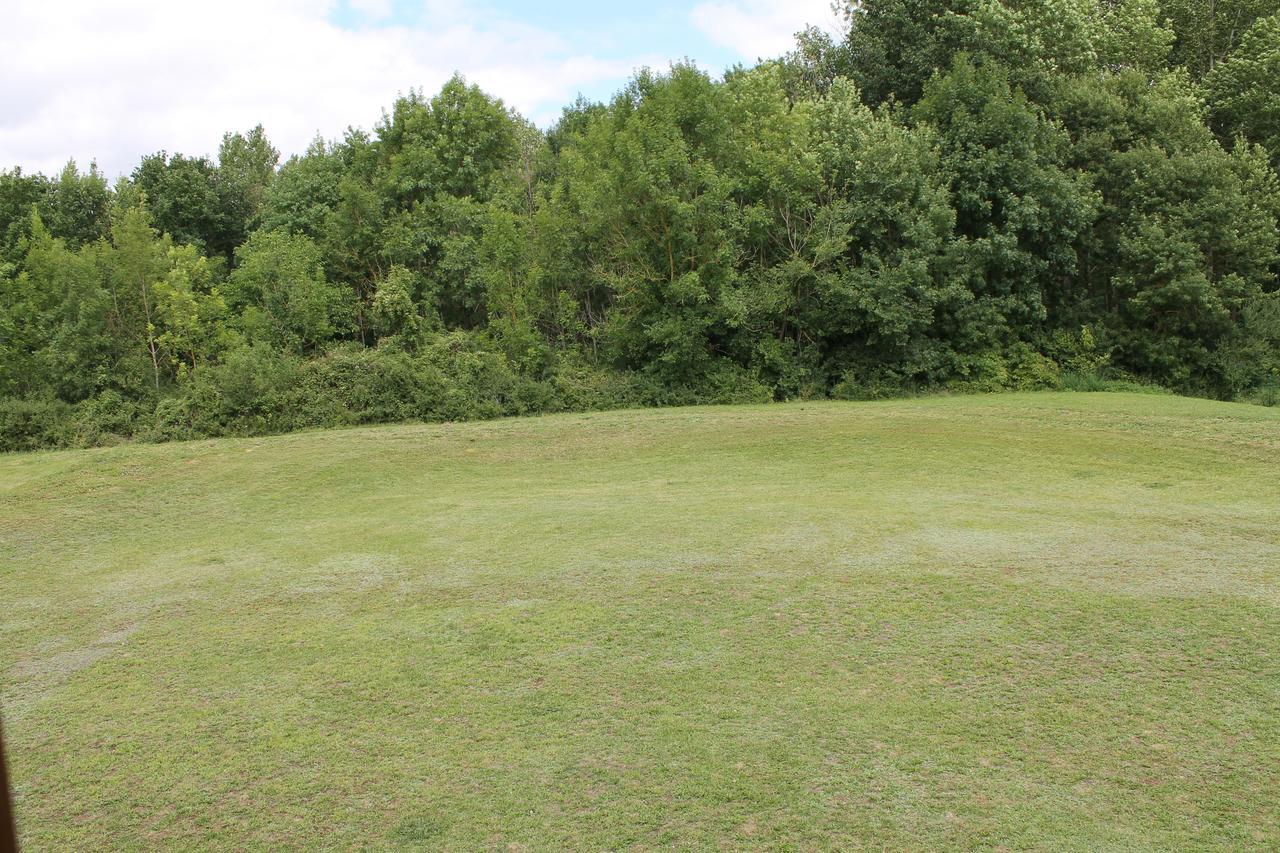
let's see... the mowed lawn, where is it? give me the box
[2,392,1278,849]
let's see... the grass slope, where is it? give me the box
[2,392,1278,849]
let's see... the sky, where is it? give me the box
[1,0,845,180]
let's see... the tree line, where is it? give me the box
[2,0,1279,450]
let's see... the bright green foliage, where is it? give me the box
[108,204,174,392]
[227,230,349,354]
[153,245,228,375]
[218,127,278,216]
[0,203,223,404]
[370,264,423,343]
[42,161,112,247]
[0,215,112,400]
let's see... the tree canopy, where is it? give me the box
[3,6,1280,450]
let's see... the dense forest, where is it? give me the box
[3,0,1279,450]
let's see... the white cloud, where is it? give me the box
[0,0,658,178]
[347,0,394,20]
[690,0,844,61]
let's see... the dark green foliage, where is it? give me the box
[1054,70,1280,394]
[3,2,1280,451]
[0,398,73,451]
[0,169,49,263]
[128,128,279,259]
[1208,14,1280,163]
[130,152,225,253]
[913,57,1096,351]
[1159,0,1279,79]
[842,0,985,107]
[217,125,279,245]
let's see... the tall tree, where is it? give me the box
[43,161,112,248]
[227,230,349,354]
[1159,0,1279,77]
[108,205,172,391]
[130,151,224,254]
[216,125,280,252]
[1208,13,1280,163]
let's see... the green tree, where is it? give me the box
[216,125,280,252]
[227,230,349,354]
[1159,0,1278,78]
[1056,70,1280,392]
[130,151,226,254]
[43,160,112,247]
[375,75,520,205]
[804,78,961,389]
[153,244,228,375]
[259,137,348,239]
[554,65,742,389]
[370,77,527,327]
[108,205,172,391]
[840,0,1175,108]
[913,58,1097,353]
[0,169,48,263]
[0,213,113,399]
[1208,14,1280,163]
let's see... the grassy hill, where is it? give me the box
[2,392,1278,849]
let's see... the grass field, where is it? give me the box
[2,392,1278,849]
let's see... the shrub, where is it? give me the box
[300,346,425,425]
[551,360,661,412]
[0,398,73,452]
[71,390,145,446]
[1245,383,1280,407]
[1048,326,1111,376]
[1059,371,1168,394]
[1007,344,1061,390]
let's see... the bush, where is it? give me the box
[151,332,566,440]
[0,398,73,452]
[1058,371,1168,394]
[416,331,547,421]
[551,360,660,412]
[159,344,312,438]
[71,390,145,446]
[947,350,1012,394]
[830,373,913,401]
[1244,383,1280,407]
[1007,344,1061,391]
[300,345,426,425]
[1047,326,1111,376]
